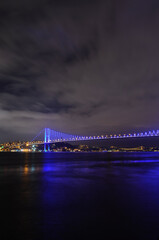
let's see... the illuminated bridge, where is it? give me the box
[29,128,159,151]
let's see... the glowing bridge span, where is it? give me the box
[30,128,159,151]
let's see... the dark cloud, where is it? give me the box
[0,0,159,141]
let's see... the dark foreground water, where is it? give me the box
[0,152,159,240]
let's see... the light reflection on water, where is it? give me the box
[0,152,159,240]
[1,159,159,174]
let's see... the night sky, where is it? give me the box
[0,0,159,142]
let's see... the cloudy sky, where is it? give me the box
[0,0,159,142]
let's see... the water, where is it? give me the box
[0,152,159,240]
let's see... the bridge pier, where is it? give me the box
[48,144,50,152]
[44,128,51,152]
[44,143,51,152]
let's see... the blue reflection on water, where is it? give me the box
[1,152,159,239]
[39,152,159,240]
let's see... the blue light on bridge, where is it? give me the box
[30,127,159,151]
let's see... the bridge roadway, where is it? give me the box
[28,130,159,145]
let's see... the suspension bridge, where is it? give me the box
[29,128,159,151]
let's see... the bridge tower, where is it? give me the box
[44,128,51,152]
